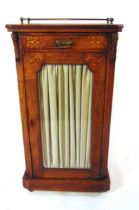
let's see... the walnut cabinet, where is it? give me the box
[6,19,123,192]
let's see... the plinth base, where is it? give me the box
[23,171,110,192]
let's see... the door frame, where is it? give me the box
[23,51,107,179]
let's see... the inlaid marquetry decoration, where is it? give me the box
[87,35,107,48]
[85,55,105,73]
[26,36,40,48]
[24,53,42,73]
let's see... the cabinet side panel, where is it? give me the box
[12,32,33,177]
[100,33,118,176]
[17,62,33,177]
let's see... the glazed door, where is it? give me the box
[23,51,106,179]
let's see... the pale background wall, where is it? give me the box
[0,0,139,209]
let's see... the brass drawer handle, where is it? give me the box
[55,40,73,48]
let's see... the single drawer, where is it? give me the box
[20,35,107,50]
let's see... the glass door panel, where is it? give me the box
[38,64,94,169]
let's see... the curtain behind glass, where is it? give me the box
[38,64,93,169]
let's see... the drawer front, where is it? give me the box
[20,35,107,50]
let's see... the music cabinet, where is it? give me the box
[6,18,123,192]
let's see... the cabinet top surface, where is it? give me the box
[6,23,123,33]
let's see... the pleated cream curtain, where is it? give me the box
[38,64,93,169]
